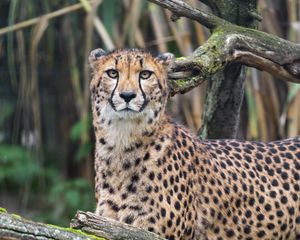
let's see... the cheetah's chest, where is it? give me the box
[95,146,157,216]
[94,139,200,239]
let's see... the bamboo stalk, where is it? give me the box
[0,3,86,36]
[149,3,168,52]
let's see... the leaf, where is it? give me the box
[0,144,39,184]
[0,144,30,163]
[70,115,92,141]
[0,102,14,126]
[70,120,84,141]
[75,143,92,161]
[65,190,80,208]
[287,83,300,104]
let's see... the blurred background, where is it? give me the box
[0,0,299,226]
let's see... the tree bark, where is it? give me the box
[148,0,300,139]
[196,0,255,139]
[71,211,165,240]
[0,210,164,240]
[0,210,95,240]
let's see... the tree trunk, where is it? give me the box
[198,0,258,139]
[199,63,246,139]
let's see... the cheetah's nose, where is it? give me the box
[119,91,137,103]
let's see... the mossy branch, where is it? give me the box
[149,0,300,97]
[0,209,99,240]
[0,210,164,240]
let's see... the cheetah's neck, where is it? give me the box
[94,112,170,156]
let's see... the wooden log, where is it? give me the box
[0,209,97,240]
[0,209,165,240]
[70,211,166,240]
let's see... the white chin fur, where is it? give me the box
[115,103,141,113]
[114,110,145,119]
[99,103,153,122]
[98,104,155,149]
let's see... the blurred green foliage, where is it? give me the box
[0,101,94,226]
[0,144,39,184]
[70,114,93,161]
[42,178,94,225]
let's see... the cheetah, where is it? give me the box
[89,48,300,240]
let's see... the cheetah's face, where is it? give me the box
[90,49,174,122]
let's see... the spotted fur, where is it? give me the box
[90,48,300,240]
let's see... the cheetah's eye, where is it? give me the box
[106,69,119,79]
[139,70,153,80]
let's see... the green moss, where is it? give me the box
[192,18,293,78]
[0,211,101,239]
[0,207,7,213]
[12,213,21,219]
[47,224,105,240]
[175,79,188,87]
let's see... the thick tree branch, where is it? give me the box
[198,0,261,26]
[169,26,300,95]
[147,0,224,29]
[160,0,300,97]
[168,62,205,96]
[70,211,165,240]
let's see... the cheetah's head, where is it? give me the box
[89,48,174,125]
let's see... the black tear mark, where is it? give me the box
[108,78,119,111]
[138,78,149,112]
[156,78,163,91]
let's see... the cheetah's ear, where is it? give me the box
[89,48,107,70]
[156,52,175,67]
